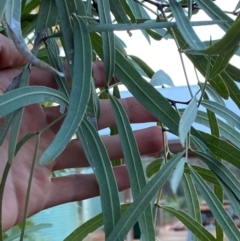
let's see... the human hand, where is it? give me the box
[0,34,164,231]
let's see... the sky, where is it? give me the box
[115,0,239,87]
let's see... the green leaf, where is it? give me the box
[45,36,70,98]
[161,206,216,241]
[201,15,240,55]
[169,0,205,51]
[209,76,229,100]
[109,0,130,23]
[198,133,240,170]
[190,167,240,241]
[54,0,75,64]
[146,158,164,179]
[225,63,240,82]
[171,157,186,194]
[106,153,184,241]
[205,84,226,106]
[182,173,202,241]
[218,179,240,219]
[194,0,233,31]
[201,100,240,131]
[179,95,198,145]
[97,0,115,84]
[194,151,240,201]
[35,0,58,33]
[64,204,130,241]
[0,86,68,118]
[220,71,240,109]
[109,95,155,241]
[209,45,238,79]
[150,69,174,87]
[129,55,155,78]
[77,118,121,238]
[184,165,219,186]
[194,111,240,147]
[40,16,92,165]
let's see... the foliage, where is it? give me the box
[3,219,52,241]
[1,0,240,240]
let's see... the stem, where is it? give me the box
[160,8,193,97]
[20,134,40,241]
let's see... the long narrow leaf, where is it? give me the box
[35,0,58,34]
[169,0,205,51]
[0,86,68,118]
[77,118,121,238]
[162,206,216,241]
[201,100,240,131]
[200,132,240,169]
[194,151,240,201]
[64,204,130,241]
[97,0,115,84]
[194,0,233,31]
[106,153,184,241]
[109,95,155,241]
[190,167,240,241]
[40,16,92,165]
[179,95,198,145]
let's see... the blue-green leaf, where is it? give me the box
[162,206,216,241]
[77,118,121,238]
[0,86,68,118]
[97,0,115,84]
[201,100,240,131]
[150,69,174,87]
[179,95,198,145]
[194,0,233,31]
[106,153,183,241]
[64,204,130,241]
[190,167,240,241]
[171,157,186,194]
[194,151,240,201]
[40,16,92,165]
[169,0,205,51]
[109,95,155,241]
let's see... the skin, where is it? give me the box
[0,34,164,231]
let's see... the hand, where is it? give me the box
[0,34,164,231]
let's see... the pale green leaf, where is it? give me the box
[179,95,198,145]
[171,157,186,194]
[150,69,174,87]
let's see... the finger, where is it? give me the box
[0,34,26,69]
[98,97,157,129]
[53,126,163,170]
[44,97,157,134]
[29,61,114,88]
[45,165,129,209]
